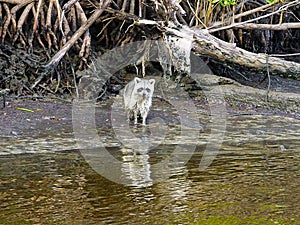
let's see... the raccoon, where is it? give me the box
[122,77,155,125]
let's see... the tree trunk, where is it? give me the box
[191,29,300,79]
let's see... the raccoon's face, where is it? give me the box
[134,78,155,99]
[137,86,152,97]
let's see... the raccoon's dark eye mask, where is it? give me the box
[137,87,151,93]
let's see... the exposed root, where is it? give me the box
[0,0,299,97]
[1,3,11,43]
[12,2,34,46]
[0,0,91,64]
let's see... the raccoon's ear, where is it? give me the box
[134,77,142,83]
[149,79,155,85]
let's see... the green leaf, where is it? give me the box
[17,107,34,113]
[266,0,280,3]
[219,0,236,7]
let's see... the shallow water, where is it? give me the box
[0,109,299,224]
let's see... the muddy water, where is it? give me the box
[0,102,299,224]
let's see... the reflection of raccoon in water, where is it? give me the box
[122,77,155,126]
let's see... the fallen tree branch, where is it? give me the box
[191,29,300,79]
[270,53,300,57]
[88,8,300,79]
[135,19,300,79]
[233,22,300,30]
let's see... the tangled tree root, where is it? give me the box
[0,0,299,97]
[0,0,91,67]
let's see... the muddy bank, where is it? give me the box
[0,74,299,138]
[0,99,73,137]
[193,74,300,114]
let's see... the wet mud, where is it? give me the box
[0,74,299,138]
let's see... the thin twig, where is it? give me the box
[270,52,300,57]
[208,1,278,29]
[69,57,79,98]
[208,0,300,33]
